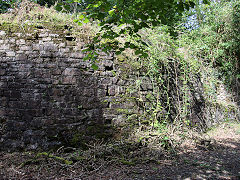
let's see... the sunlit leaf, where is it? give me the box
[78,14,85,20]
[108,9,115,16]
[83,56,89,61]
[83,18,90,23]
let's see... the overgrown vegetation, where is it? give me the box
[74,0,210,66]
[110,0,240,151]
[0,0,95,42]
[180,0,240,92]
[0,0,239,170]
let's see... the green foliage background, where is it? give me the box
[117,0,240,135]
[180,0,240,89]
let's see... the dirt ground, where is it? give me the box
[0,122,240,180]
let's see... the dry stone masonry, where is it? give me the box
[0,28,142,151]
[1,25,237,152]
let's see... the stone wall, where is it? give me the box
[0,28,135,151]
[1,26,238,152]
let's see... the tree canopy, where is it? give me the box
[73,0,210,69]
[0,0,210,69]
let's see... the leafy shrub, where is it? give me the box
[180,0,240,90]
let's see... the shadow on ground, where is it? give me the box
[0,130,240,180]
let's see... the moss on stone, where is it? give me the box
[69,133,88,149]
[0,3,95,42]
[36,152,73,165]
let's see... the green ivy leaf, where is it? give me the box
[108,9,115,16]
[141,53,148,58]
[124,42,130,48]
[78,14,85,20]
[91,64,99,70]
[83,18,90,23]
[135,50,142,55]
[203,0,210,5]
[115,51,121,55]
[119,48,125,52]
[63,5,70,11]
[83,56,89,61]
[189,1,195,8]
[55,4,62,11]
[129,43,136,49]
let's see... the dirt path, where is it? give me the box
[0,122,240,179]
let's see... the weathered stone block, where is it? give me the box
[70,52,84,58]
[63,68,76,76]
[16,54,27,61]
[49,33,59,37]
[59,42,66,48]
[62,76,77,84]
[0,69,6,75]
[60,47,70,53]
[33,44,44,51]
[97,88,107,97]
[9,38,15,43]
[0,31,6,36]
[16,39,25,45]
[101,77,112,85]
[39,32,49,37]
[44,43,58,51]
[0,44,10,50]
[117,86,126,94]
[83,88,95,97]
[52,69,62,75]
[13,33,22,37]
[22,46,33,51]
[40,51,54,58]
[6,51,15,57]
[108,85,116,96]
[42,37,52,41]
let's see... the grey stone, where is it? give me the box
[16,39,25,45]
[0,31,6,36]
[63,68,76,76]
[0,44,10,50]
[19,46,32,51]
[6,51,15,57]
[0,28,140,152]
[62,76,77,84]
[16,54,27,61]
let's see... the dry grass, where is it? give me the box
[1,121,239,179]
[0,0,95,39]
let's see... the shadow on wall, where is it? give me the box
[0,50,112,151]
